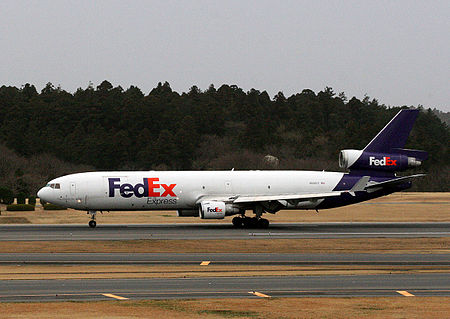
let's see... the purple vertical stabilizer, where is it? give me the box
[338,109,428,177]
[363,109,419,153]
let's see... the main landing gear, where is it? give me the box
[88,210,97,228]
[232,216,269,229]
[232,205,270,228]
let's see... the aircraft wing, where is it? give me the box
[196,192,343,205]
[195,175,425,205]
[232,192,343,203]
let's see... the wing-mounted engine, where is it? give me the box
[199,201,241,219]
[339,149,427,173]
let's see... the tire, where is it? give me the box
[242,217,253,228]
[232,216,243,227]
[88,220,96,228]
[257,218,269,229]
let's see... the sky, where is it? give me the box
[1,0,449,111]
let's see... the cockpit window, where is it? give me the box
[47,183,61,189]
[54,183,60,189]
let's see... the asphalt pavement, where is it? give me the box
[0,252,448,266]
[0,222,449,240]
[0,274,449,302]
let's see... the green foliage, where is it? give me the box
[0,187,14,205]
[16,193,26,204]
[6,204,35,211]
[0,82,448,191]
[43,204,67,210]
[28,196,36,206]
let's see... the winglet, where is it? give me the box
[348,176,370,196]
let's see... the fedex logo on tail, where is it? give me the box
[109,178,176,198]
[369,156,397,166]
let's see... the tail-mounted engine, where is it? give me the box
[199,201,241,219]
[339,149,427,172]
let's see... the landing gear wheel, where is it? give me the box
[88,210,97,228]
[242,217,254,228]
[242,217,259,228]
[232,216,243,227]
[257,218,269,229]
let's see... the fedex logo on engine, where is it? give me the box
[369,156,397,166]
[108,178,176,198]
[207,207,223,213]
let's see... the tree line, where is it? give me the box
[0,81,448,195]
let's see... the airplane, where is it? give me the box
[37,109,428,228]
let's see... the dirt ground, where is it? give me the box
[1,297,449,319]
[1,264,448,280]
[0,237,448,254]
[0,192,448,224]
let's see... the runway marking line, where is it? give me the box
[200,261,211,266]
[102,293,129,300]
[396,290,415,297]
[249,291,271,298]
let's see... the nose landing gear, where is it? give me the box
[88,210,97,228]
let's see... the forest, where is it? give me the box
[0,81,448,196]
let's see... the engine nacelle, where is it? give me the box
[199,201,241,219]
[339,149,363,169]
[339,149,423,172]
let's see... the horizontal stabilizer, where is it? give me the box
[366,174,426,189]
[392,148,428,161]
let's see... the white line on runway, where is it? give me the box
[102,293,129,300]
[396,290,415,297]
[249,291,271,298]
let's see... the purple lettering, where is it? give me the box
[120,184,134,198]
[108,178,121,197]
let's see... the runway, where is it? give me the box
[0,223,448,302]
[0,274,449,302]
[1,222,449,240]
[0,252,449,266]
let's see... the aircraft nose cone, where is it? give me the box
[37,187,48,202]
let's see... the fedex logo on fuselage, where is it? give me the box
[369,156,397,166]
[108,178,176,198]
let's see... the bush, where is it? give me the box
[43,204,67,210]
[28,196,36,206]
[0,187,14,205]
[6,204,35,211]
[16,193,26,204]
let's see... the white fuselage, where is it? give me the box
[38,170,345,211]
